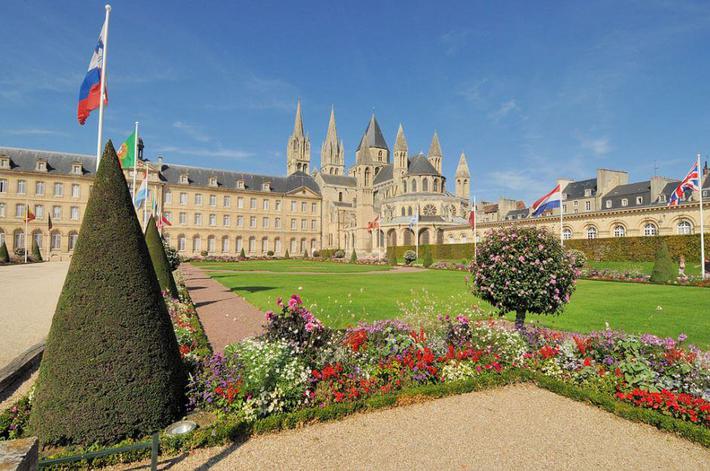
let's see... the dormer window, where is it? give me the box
[0,156,9,169]
[636,196,643,205]
[208,176,218,187]
[561,193,567,200]
[659,194,666,203]
[605,200,612,209]
[621,198,628,207]
[36,160,48,172]
[262,182,271,192]
[179,174,189,184]
[584,189,592,197]
[71,163,82,175]
[236,179,245,190]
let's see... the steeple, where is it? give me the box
[393,124,408,174]
[455,151,471,199]
[427,131,443,174]
[320,106,345,175]
[356,113,389,165]
[287,99,311,175]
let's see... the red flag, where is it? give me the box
[25,207,36,223]
[468,209,475,228]
[367,215,380,233]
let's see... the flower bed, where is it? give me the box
[580,268,709,287]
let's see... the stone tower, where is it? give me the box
[355,114,389,167]
[427,131,443,175]
[393,124,408,180]
[455,152,471,199]
[287,99,311,175]
[320,106,345,175]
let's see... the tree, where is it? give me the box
[284,249,290,259]
[350,248,357,263]
[650,240,675,284]
[240,247,246,259]
[30,141,186,446]
[403,250,417,265]
[0,241,9,263]
[303,248,309,258]
[31,238,43,262]
[145,216,179,299]
[422,246,433,268]
[472,226,578,330]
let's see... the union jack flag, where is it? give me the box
[668,161,700,207]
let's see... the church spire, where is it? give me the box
[293,98,305,137]
[393,124,408,173]
[394,124,408,152]
[287,98,310,175]
[456,152,470,178]
[320,105,344,175]
[455,151,471,199]
[427,131,443,174]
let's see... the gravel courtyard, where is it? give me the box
[0,262,69,368]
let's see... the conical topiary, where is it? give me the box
[284,249,290,259]
[145,216,179,299]
[240,247,246,259]
[650,240,675,284]
[422,246,433,268]
[0,241,10,263]
[31,238,43,262]
[388,253,398,266]
[350,248,357,263]
[30,141,186,446]
[303,248,308,258]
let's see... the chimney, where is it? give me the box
[650,175,673,203]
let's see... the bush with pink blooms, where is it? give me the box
[472,226,579,329]
[264,295,330,360]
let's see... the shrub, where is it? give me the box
[403,250,416,265]
[388,253,398,266]
[163,241,181,271]
[304,248,309,258]
[650,240,675,283]
[422,246,433,268]
[30,141,186,446]
[312,250,320,258]
[350,249,357,263]
[284,249,290,259]
[14,247,25,258]
[566,249,587,270]
[31,238,43,262]
[145,216,179,298]
[334,249,345,259]
[264,295,328,360]
[240,248,246,259]
[267,250,274,257]
[0,241,9,263]
[200,250,208,257]
[472,226,578,330]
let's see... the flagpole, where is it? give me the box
[142,164,149,227]
[132,121,138,203]
[415,205,419,260]
[559,185,564,247]
[473,195,477,263]
[24,200,28,263]
[698,154,705,280]
[95,4,111,170]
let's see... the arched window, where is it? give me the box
[274,238,281,254]
[586,227,597,239]
[248,236,256,253]
[192,235,201,252]
[311,239,317,251]
[236,236,243,252]
[300,238,307,253]
[433,179,439,192]
[422,178,429,192]
[207,235,216,253]
[178,234,186,252]
[221,236,229,253]
[50,231,61,250]
[613,225,626,237]
[290,238,297,253]
[411,179,417,192]
[32,230,43,249]
[402,181,407,193]
[0,228,5,247]
[407,207,413,216]
[364,168,371,186]
[401,207,405,217]
[677,219,692,235]
[643,222,657,236]
[562,228,572,240]
[67,232,78,251]
[261,237,268,253]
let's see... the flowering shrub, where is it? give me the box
[472,226,578,329]
[615,389,709,425]
[164,290,210,366]
[0,396,32,440]
[264,295,329,360]
[566,249,587,270]
[403,250,417,265]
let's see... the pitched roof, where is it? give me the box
[408,154,439,176]
[0,147,96,176]
[373,164,393,185]
[603,181,650,197]
[455,152,470,177]
[356,114,388,151]
[562,178,596,199]
[505,208,529,220]
[394,124,408,152]
[320,173,356,187]
[427,131,442,157]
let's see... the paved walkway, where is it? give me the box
[0,262,69,368]
[116,384,710,470]
[180,264,264,352]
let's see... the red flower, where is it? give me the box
[583,357,592,367]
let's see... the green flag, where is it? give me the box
[117,131,136,168]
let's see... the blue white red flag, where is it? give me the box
[77,20,108,125]
[531,184,561,217]
[668,161,701,207]
[133,178,148,208]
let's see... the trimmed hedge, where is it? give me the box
[386,234,709,263]
[650,241,675,283]
[0,241,9,263]
[146,216,179,298]
[31,238,43,262]
[30,141,186,446]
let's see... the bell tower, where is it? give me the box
[287,99,311,175]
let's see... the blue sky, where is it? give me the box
[1,0,709,203]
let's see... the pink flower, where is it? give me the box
[265,310,274,321]
[518,256,525,262]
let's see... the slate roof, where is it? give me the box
[356,115,389,151]
[160,164,320,195]
[408,154,439,176]
[562,178,596,199]
[505,208,529,220]
[320,173,356,187]
[0,147,96,176]
[373,164,393,185]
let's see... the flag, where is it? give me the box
[48,215,53,230]
[157,212,172,230]
[25,206,35,223]
[367,215,380,233]
[468,209,475,228]
[133,178,148,208]
[117,131,137,168]
[77,19,108,125]
[531,184,561,217]
[668,161,701,207]
[408,213,419,230]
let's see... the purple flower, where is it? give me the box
[678,333,688,342]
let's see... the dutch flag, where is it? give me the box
[531,184,561,217]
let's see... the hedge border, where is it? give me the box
[38,369,709,468]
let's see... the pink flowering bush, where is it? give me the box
[472,226,578,329]
[264,295,330,359]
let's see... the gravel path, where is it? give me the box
[116,384,709,471]
[0,262,69,368]
[180,264,264,352]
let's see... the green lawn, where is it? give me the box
[198,260,710,348]
[192,259,392,273]
[585,260,701,276]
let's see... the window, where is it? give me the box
[275,217,281,228]
[209,177,218,187]
[433,179,439,192]
[562,204,567,213]
[301,202,307,212]
[178,235,186,251]
[236,215,244,227]
[422,179,429,192]
[71,184,80,198]
[250,216,256,228]
[402,181,407,193]
[194,213,202,225]
[263,199,269,210]
[0,158,8,169]
[209,194,216,207]
[585,201,591,211]
[0,202,5,217]
[275,200,281,210]
[248,236,256,253]
[291,218,296,230]
[290,238,297,253]
[291,201,297,211]
[339,192,343,202]
[237,197,244,209]
[223,195,231,207]
[209,214,216,226]
[165,190,172,203]
[586,227,597,239]
[236,237,243,252]
[411,179,417,192]
[18,180,27,194]
[301,219,306,230]
[195,194,203,205]
[68,232,78,251]
[262,217,269,228]
[613,225,626,237]
[35,205,44,219]
[223,215,231,226]
[677,220,692,235]
[52,206,61,219]
[573,201,578,207]
[15,203,25,218]
[584,189,592,197]
[192,236,201,252]
[250,198,257,209]
[605,200,612,209]
[179,192,188,205]
[562,228,572,240]
[51,232,61,250]
[207,236,216,253]
[643,223,657,236]
[179,212,186,225]
[35,181,45,195]
[311,220,316,230]
[32,231,43,249]
[621,198,628,207]
[53,182,62,196]
[180,174,189,184]
[274,238,281,254]
[14,229,25,250]
[636,196,643,205]
[221,236,229,253]
[0,179,7,193]
[70,206,79,220]
[311,203,317,213]
[262,182,270,192]
[659,194,666,203]
[236,179,245,190]
[261,237,268,253]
